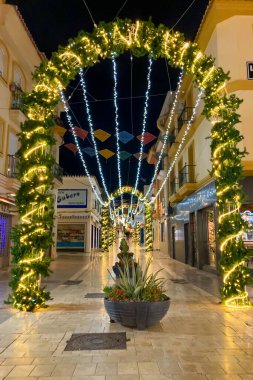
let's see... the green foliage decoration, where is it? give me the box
[12,18,250,310]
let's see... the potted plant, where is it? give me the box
[112,238,136,278]
[104,257,170,330]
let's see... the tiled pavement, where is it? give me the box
[0,244,253,379]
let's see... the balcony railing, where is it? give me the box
[10,82,23,110]
[7,155,19,178]
[179,164,195,188]
[7,155,63,183]
[170,177,178,196]
[177,107,194,132]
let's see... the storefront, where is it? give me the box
[169,177,253,272]
[0,196,16,268]
[56,176,101,253]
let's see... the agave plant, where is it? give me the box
[104,257,168,302]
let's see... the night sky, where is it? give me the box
[7,0,210,194]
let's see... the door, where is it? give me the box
[184,223,189,264]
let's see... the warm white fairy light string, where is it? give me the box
[79,68,117,221]
[112,55,124,217]
[146,89,204,205]
[59,88,106,206]
[127,56,153,224]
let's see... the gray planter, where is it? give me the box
[104,297,170,330]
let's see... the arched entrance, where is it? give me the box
[10,20,251,310]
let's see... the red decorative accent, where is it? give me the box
[73,127,88,140]
[137,132,156,145]
[64,143,78,154]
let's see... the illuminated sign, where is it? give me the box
[57,189,87,208]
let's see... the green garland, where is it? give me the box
[11,18,251,310]
[101,206,110,252]
[145,204,153,252]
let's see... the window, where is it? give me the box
[11,66,25,109]
[0,44,8,81]
[0,120,4,154]
[161,222,164,242]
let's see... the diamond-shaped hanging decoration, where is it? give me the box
[64,143,78,154]
[119,151,132,160]
[82,147,95,157]
[99,149,115,159]
[94,129,111,142]
[118,131,134,144]
[133,152,148,160]
[137,132,157,145]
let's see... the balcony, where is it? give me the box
[177,107,194,132]
[169,177,182,204]
[9,83,26,124]
[7,155,19,178]
[177,164,197,197]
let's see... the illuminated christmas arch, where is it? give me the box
[9,19,251,311]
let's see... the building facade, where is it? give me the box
[0,1,64,266]
[56,176,101,253]
[153,0,253,272]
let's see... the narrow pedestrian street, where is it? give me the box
[0,242,252,379]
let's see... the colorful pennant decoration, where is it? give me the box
[99,149,115,159]
[94,129,111,142]
[119,151,132,160]
[64,143,78,154]
[137,132,156,145]
[118,131,134,144]
[133,152,148,160]
[82,147,96,157]
[73,126,88,140]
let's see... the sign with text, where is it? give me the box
[247,62,253,79]
[57,189,87,208]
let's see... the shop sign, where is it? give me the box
[57,189,87,208]
[247,62,253,79]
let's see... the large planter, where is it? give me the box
[104,297,170,330]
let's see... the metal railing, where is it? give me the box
[7,155,19,178]
[179,164,195,188]
[10,82,23,110]
[7,155,63,183]
[177,107,194,132]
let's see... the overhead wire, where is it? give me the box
[113,0,129,21]
[81,0,97,27]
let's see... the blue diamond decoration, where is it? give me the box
[119,151,132,161]
[82,147,95,157]
[118,131,134,144]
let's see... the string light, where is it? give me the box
[145,89,204,204]
[112,55,124,216]
[128,56,153,222]
[59,89,106,205]
[143,70,184,202]
[79,68,116,220]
